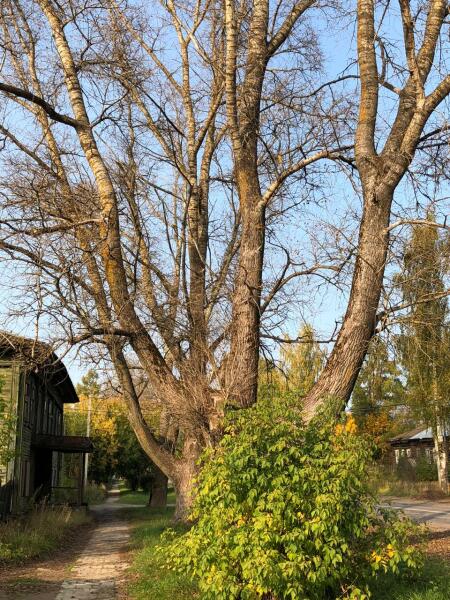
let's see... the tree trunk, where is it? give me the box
[224,0,268,409]
[148,465,168,508]
[303,184,393,418]
[434,420,449,495]
[172,438,201,521]
[227,199,265,408]
[187,186,208,374]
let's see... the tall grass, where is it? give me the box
[376,478,445,498]
[369,465,446,499]
[0,504,91,564]
[84,483,107,504]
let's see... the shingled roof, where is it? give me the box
[390,426,449,447]
[0,331,79,404]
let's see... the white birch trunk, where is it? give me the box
[434,420,449,495]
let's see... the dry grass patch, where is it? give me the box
[0,504,91,564]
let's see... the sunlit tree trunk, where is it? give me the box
[433,421,449,495]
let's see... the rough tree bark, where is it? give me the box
[148,465,169,508]
[225,0,315,407]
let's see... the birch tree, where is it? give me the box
[397,220,450,493]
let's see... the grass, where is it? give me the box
[0,504,91,564]
[371,558,450,600]
[119,489,148,505]
[369,466,447,500]
[375,478,446,499]
[119,486,176,506]
[124,505,198,600]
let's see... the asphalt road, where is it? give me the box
[382,498,450,530]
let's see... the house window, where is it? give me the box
[25,461,31,496]
[51,452,59,487]
[29,380,36,427]
[37,392,43,433]
[23,381,30,425]
[56,407,62,435]
[20,460,31,497]
[49,400,55,434]
[43,394,49,434]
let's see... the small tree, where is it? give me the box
[259,324,325,400]
[396,219,450,493]
[352,337,405,453]
[114,411,156,490]
[280,325,326,397]
[67,372,165,502]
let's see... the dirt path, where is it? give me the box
[0,491,134,600]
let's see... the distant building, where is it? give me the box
[390,426,449,464]
[0,333,93,518]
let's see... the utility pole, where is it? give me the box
[84,394,92,489]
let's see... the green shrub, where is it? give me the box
[415,456,438,482]
[163,398,423,600]
[396,455,417,482]
[85,482,107,504]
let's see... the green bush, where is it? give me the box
[163,398,423,600]
[396,455,417,481]
[85,482,107,504]
[415,455,438,482]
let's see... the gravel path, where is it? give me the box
[55,493,130,600]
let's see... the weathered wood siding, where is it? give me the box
[0,363,20,486]
[2,363,65,510]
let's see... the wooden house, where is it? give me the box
[390,426,449,464]
[0,333,93,517]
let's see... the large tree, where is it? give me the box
[0,0,449,518]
